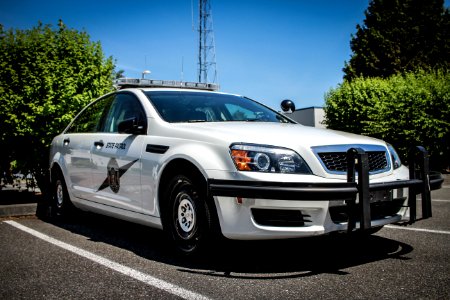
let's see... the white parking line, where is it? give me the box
[385,225,450,235]
[4,220,210,300]
[432,199,450,202]
[417,199,450,203]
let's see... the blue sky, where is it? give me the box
[1,0,372,110]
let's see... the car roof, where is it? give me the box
[114,78,219,91]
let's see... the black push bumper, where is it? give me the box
[208,146,443,232]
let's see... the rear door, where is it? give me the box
[62,95,113,199]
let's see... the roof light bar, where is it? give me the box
[115,78,219,91]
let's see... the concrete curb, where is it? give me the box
[0,203,37,217]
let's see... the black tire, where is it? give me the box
[162,174,213,255]
[52,170,74,218]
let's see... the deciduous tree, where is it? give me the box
[325,70,450,170]
[0,21,116,195]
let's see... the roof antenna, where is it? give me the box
[181,56,184,82]
[191,0,195,31]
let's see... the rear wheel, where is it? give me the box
[162,174,213,255]
[52,170,74,218]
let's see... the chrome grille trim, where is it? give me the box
[311,144,391,175]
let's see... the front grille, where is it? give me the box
[251,208,311,227]
[318,151,388,173]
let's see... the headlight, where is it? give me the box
[230,144,312,174]
[387,144,402,169]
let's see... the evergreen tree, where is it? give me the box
[344,0,450,80]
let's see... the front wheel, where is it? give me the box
[162,174,213,255]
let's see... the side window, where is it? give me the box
[101,93,146,133]
[66,95,114,133]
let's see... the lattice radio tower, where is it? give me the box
[198,0,218,83]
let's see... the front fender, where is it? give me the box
[161,141,235,178]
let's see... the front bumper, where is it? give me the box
[208,146,443,239]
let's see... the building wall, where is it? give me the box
[286,107,326,128]
[313,107,326,128]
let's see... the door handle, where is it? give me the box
[94,141,104,148]
[63,138,70,146]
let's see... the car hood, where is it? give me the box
[168,122,386,149]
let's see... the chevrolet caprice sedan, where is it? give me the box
[49,78,442,254]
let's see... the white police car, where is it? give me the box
[49,78,443,254]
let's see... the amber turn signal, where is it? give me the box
[231,150,252,171]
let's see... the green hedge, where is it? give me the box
[324,70,450,170]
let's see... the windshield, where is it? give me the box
[144,91,294,123]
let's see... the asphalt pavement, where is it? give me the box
[0,175,449,299]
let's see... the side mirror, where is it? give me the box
[118,117,145,135]
[280,99,296,113]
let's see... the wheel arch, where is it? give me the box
[49,150,67,184]
[49,161,63,184]
[157,158,221,233]
[49,161,74,204]
[158,158,207,207]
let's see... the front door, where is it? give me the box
[90,93,147,213]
